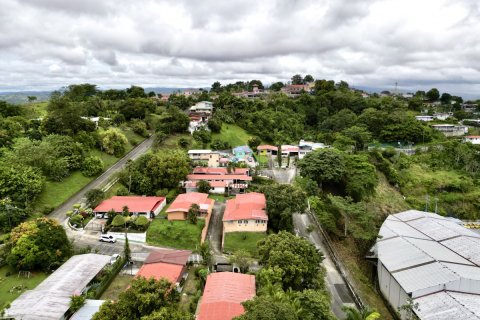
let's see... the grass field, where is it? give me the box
[207,194,234,202]
[0,266,47,308]
[34,127,145,212]
[223,232,267,257]
[147,219,205,250]
[100,274,133,301]
[212,124,253,147]
[179,266,201,313]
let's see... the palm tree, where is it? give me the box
[342,306,381,320]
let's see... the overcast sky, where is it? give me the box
[1,0,480,96]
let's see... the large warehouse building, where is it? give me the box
[375,210,480,319]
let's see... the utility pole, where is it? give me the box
[434,197,438,214]
[425,195,430,212]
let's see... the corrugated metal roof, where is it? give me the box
[393,262,459,294]
[380,219,431,240]
[378,237,434,272]
[414,292,480,320]
[442,263,480,280]
[393,210,433,222]
[442,236,480,265]
[450,292,480,316]
[407,238,473,265]
[407,218,460,241]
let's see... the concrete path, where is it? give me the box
[293,213,355,319]
[207,200,226,254]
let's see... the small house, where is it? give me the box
[166,193,214,220]
[222,192,268,236]
[93,196,166,219]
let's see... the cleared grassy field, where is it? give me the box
[212,124,253,147]
[223,232,267,257]
[100,274,133,301]
[147,219,205,250]
[0,266,47,308]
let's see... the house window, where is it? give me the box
[244,220,249,224]
[238,221,242,225]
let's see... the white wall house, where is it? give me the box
[464,136,480,144]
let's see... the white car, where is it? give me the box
[99,235,116,243]
[110,254,120,265]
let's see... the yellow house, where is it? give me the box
[166,193,214,221]
[188,150,220,167]
[222,193,268,234]
[256,145,278,156]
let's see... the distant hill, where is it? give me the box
[0,91,52,104]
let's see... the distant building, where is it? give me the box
[137,249,191,288]
[464,135,480,144]
[197,272,256,320]
[281,145,299,157]
[298,139,327,159]
[257,145,278,156]
[190,101,214,114]
[281,84,311,94]
[94,196,166,219]
[188,150,220,167]
[232,145,253,159]
[373,210,480,319]
[431,124,468,137]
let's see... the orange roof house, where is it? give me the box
[136,262,185,285]
[166,193,214,221]
[145,249,192,265]
[192,167,249,175]
[222,192,268,237]
[93,196,166,218]
[197,272,256,320]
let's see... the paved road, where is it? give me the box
[48,136,155,222]
[207,200,226,254]
[293,213,355,319]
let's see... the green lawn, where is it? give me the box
[147,219,205,250]
[100,274,133,301]
[34,127,146,212]
[212,124,253,147]
[223,232,267,257]
[0,266,47,308]
[207,194,234,202]
[255,154,269,166]
[179,266,201,313]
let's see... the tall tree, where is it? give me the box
[297,149,346,189]
[426,88,440,101]
[291,74,304,85]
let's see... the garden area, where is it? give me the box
[0,266,47,308]
[100,274,134,301]
[147,218,205,250]
[223,232,267,257]
[211,124,253,147]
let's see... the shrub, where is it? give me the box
[111,215,126,227]
[130,119,149,137]
[116,186,129,196]
[82,156,104,177]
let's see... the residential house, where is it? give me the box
[136,249,191,289]
[462,103,478,112]
[188,150,221,167]
[190,101,214,114]
[6,254,111,320]
[281,145,299,157]
[186,173,252,194]
[232,145,253,158]
[93,196,166,219]
[415,113,452,122]
[257,145,278,156]
[281,84,311,94]
[415,115,435,122]
[222,192,268,240]
[166,193,214,220]
[298,139,327,159]
[183,89,202,97]
[197,272,256,320]
[431,124,468,137]
[464,136,480,144]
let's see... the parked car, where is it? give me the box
[99,235,116,243]
[95,213,104,219]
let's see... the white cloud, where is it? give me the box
[0,0,479,96]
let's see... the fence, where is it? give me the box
[91,257,126,299]
[307,210,365,309]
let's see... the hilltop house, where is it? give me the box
[431,124,468,137]
[166,193,214,220]
[188,150,220,167]
[190,101,213,114]
[257,145,278,156]
[298,139,327,159]
[464,136,480,144]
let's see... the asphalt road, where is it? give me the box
[48,136,155,222]
[293,213,355,319]
[207,200,226,254]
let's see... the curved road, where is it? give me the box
[48,136,154,222]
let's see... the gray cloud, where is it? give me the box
[0,0,480,96]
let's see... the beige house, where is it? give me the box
[188,150,220,167]
[222,192,268,234]
[166,193,214,221]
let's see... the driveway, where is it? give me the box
[48,136,155,222]
[206,200,226,254]
[293,213,355,319]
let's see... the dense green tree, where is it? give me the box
[342,306,380,320]
[211,81,222,93]
[0,162,44,206]
[85,188,105,209]
[342,126,372,151]
[187,204,199,224]
[64,84,98,101]
[247,136,261,151]
[269,82,284,92]
[207,117,222,133]
[0,101,22,117]
[82,156,104,177]
[298,149,346,189]
[260,184,306,232]
[426,88,440,101]
[291,74,304,85]
[236,295,299,320]
[229,250,253,273]
[196,180,211,193]
[192,127,212,148]
[126,85,147,99]
[440,92,452,105]
[130,119,149,137]
[321,109,357,131]
[303,75,314,83]
[6,218,72,270]
[100,128,128,157]
[112,214,126,227]
[156,106,189,134]
[92,277,180,320]
[257,231,324,290]
[344,155,378,201]
[41,97,95,135]
[119,98,153,120]
[314,80,335,93]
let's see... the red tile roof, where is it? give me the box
[185,181,227,188]
[192,167,249,175]
[187,174,253,181]
[465,136,480,138]
[223,192,267,221]
[145,249,192,265]
[257,145,278,151]
[166,193,214,213]
[93,196,165,213]
[197,272,256,320]
[136,262,184,284]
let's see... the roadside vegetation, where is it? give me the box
[223,232,267,257]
